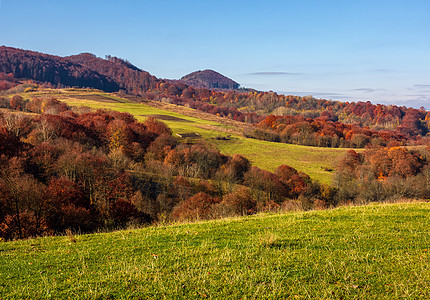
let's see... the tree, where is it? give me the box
[0,125,23,156]
[144,117,172,136]
[338,150,361,174]
[244,166,287,203]
[224,154,251,183]
[107,119,130,152]
[219,187,256,216]
[146,134,177,161]
[10,95,26,111]
[0,157,47,239]
[387,147,422,178]
[275,164,307,198]
[172,192,220,221]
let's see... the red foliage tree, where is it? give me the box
[220,187,256,216]
[0,125,23,156]
[144,117,172,136]
[10,95,26,111]
[172,192,220,221]
[0,210,52,240]
[275,164,308,198]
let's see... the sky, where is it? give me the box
[0,0,429,108]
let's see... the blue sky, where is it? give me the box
[0,0,429,108]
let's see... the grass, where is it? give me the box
[1,202,429,299]
[18,89,353,184]
[212,137,347,183]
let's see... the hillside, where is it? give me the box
[24,88,346,184]
[0,46,120,92]
[1,202,429,299]
[66,53,160,93]
[180,69,240,90]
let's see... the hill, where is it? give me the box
[0,46,120,92]
[180,69,240,90]
[1,202,429,299]
[0,87,344,241]
[66,53,160,93]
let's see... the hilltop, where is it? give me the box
[180,69,240,90]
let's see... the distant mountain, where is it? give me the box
[180,69,240,90]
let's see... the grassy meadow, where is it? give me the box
[1,202,429,299]
[19,89,350,184]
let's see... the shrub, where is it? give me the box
[109,199,143,228]
[0,210,52,240]
[172,192,220,221]
[219,187,256,216]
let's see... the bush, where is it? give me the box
[218,187,256,217]
[172,192,220,221]
[109,199,147,228]
[0,210,52,240]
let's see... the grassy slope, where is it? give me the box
[1,202,429,299]
[21,89,347,185]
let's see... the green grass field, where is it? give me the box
[212,138,347,184]
[1,202,429,299]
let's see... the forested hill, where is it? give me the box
[0,46,120,92]
[180,69,240,90]
[66,53,161,93]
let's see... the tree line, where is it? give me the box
[244,114,413,148]
[336,146,430,203]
